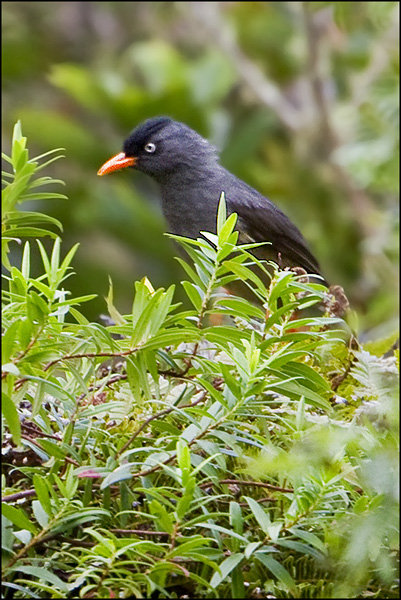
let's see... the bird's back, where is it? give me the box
[161,164,324,281]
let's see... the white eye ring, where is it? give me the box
[144,142,156,154]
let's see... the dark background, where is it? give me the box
[2,1,399,338]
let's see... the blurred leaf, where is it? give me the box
[2,392,21,446]
[243,496,271,535]
[210,553,244,588]
[1,505,37,535]
[255,552,297,593]
[8,566,69,593]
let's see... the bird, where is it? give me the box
[98,117,326,290]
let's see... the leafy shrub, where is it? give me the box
[2,124,399,598]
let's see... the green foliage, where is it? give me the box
[2,121,66,271]
[2,127,399,599]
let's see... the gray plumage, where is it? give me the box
[121,117,324,280]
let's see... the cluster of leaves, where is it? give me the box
[2,126,399,598]
[1,122,67,271]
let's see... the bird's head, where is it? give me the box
[98,117,218,181]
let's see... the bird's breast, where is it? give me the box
[160,181,222,239]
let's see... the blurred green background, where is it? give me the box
[2,1,399,338]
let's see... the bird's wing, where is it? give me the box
[226,181,323,278]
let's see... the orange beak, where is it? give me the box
[97,152,136,176]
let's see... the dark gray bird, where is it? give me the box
[98,117,325,284]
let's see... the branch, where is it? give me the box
[199,478,294,494]
[302,1,338,157]
[301,2,376,235]
[188,2,302,131]
[43,346,142,372]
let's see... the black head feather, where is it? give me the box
[123,117,173,157]
[121,117,218,180]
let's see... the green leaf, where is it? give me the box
[175,256,205,289]
[12,120,23,144]
[29,175,65,188]
[255,553,297,594]
[149,499,174,534]
[210,553,244,588]
[2,515,17,554]
[19,192,67,202]
[243,496,271,535]
[26,291,49,325]
[277,539,323,560]
[289,527,327,554]
[32,475,53,517]
[8,566,69,593]
[53,293,97,308]
[1,504,38,534]
[100,464,134,489]
[2,321,21,363]
[6,211,63,232]
[143,328,201,350]
[229,502,243,550]
[217,191,227,234]
[50,237,61,282]
[245,541,262,559]
[217,212,238,245]
[1,363,20,376]
[215,295,265,319]
[21,241,30,279]
[222,259,267,292]
[5,227,59,239]
[131,277,154,330]
[32,501,49,528]
[2,392,22,446]
[12,137,27,171]
[267,378,331,411]
[30,147,66,164]
[36,239,50,276]
[52,508,110,533]
[105,276,126,326]
[231,564,246,598]
[58,242,80,280]
[38,439,68,460]
[182,281,203,311]
[196,522,248,543]
[176,487,195,521]
[176,439,191,472]
[131,285,175,345]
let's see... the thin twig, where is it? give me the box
[199,478,294,494]
[2,489,39,503]
[43,347,141,372]
[110,528,171,538]
[301,1,376,235]
[188,2,302,130]
[302,1,337,157]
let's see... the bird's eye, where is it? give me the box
[144,142,156,154]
